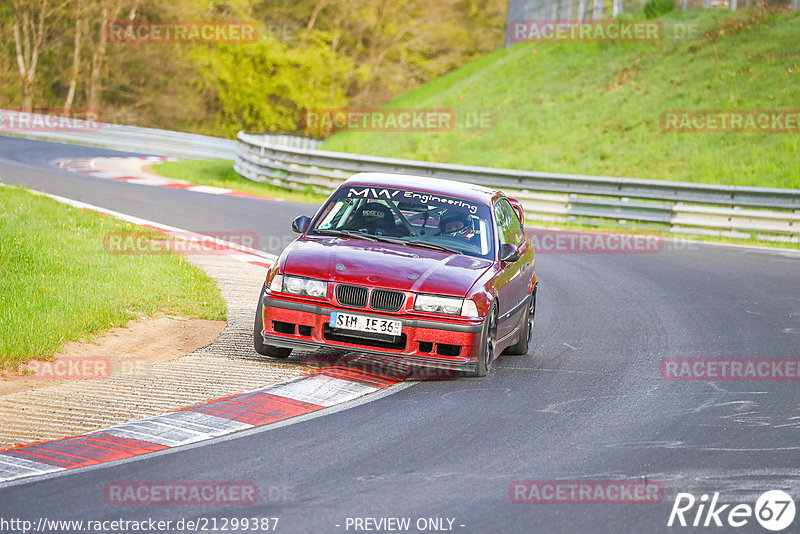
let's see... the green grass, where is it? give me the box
[320,9,800,189]
[152,159,327,204]
[0,186,227,372]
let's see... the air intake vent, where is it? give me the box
[370,289,405,312]
[336,284,368,308]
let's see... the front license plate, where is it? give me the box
[330,312,402,336]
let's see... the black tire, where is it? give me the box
[471,303,497,377]
[254,289,292,359]
[505,286,536,356]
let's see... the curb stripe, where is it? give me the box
[184,392,323,426]
[102,420,222,448]
[145,411,252,435]
[264,375,381,407]
[4,449,91,469]
[0,456,64,479]
[317,367,400,388]
[0,372,401,485]
[58,157,282,201]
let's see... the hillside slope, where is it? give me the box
[321,9,800,188]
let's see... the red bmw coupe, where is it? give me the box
[254,173,537,376]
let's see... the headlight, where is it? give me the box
[414,294,476,316]
[280,275,328,298]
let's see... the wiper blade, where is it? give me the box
[314,229,378,241]
[370,235,407,245]
[404,240,462,254]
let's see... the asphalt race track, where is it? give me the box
[1,136,799,533]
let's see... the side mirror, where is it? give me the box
[292,216,311,234]
[508,198,525,226]
[499,243,521,263]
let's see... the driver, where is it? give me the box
[438,210,477,243]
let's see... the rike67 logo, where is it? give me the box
[668,490,795,531]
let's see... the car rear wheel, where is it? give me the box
[471,303,497,377]
[505,286,536,356]
[254,289,292,359]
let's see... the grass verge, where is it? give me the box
[0,186,227,372]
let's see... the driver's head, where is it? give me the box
[439,210,470,234]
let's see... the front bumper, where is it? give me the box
[260,295,484,373]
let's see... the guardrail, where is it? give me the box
[0,109,320,159]
[235,132,800,240]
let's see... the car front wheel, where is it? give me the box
[254,289,292,359]
[505,286,536,356]
[471,303,497,377]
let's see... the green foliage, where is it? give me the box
[644,0,675,19]
[0,0,506,136]
[189,30,357,137]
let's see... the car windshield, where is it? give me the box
[310,186,495,259]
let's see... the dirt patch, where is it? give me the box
[0,316,225,396]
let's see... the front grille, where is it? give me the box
[336,284,368,308]
[370,289,405,312]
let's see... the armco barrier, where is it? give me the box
[235,131,799,239]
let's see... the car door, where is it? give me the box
[493,198,528,343]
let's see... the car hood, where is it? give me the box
[282,236,493,296]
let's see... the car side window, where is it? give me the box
[494,199,524,247]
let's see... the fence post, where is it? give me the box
[792,0,799,11]
[730,0,737,10]
[703,0,712,8]
[613,0,623,16]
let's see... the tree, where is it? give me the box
[11,0,52,110]
[190,30,357,136]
